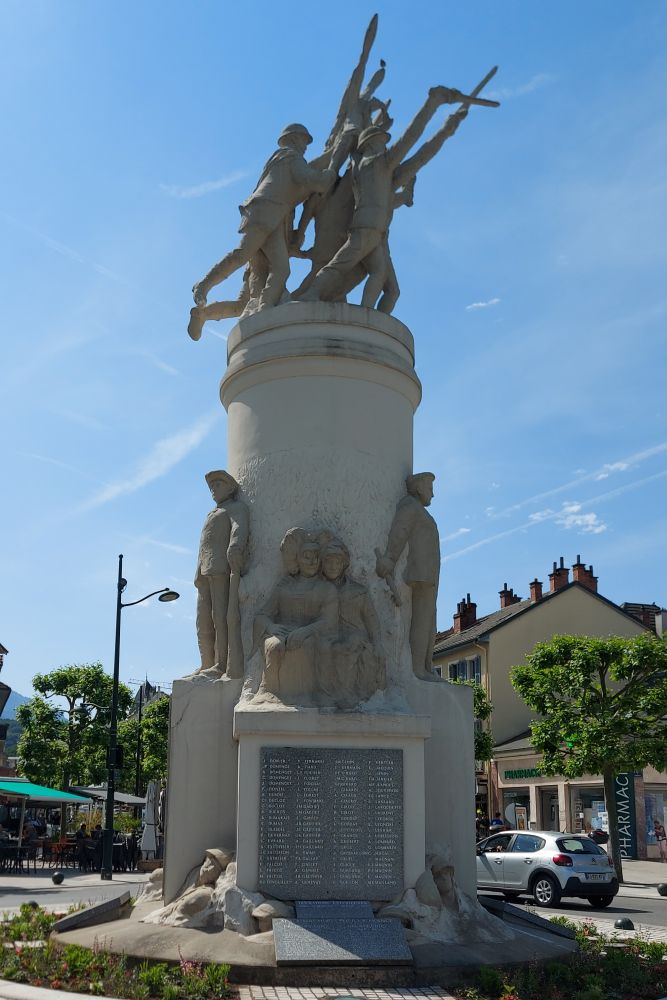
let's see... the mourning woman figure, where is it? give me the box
[320,537,385,707]
[253,529,337,701]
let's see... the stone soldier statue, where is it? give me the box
[188,124,337,339]
[376,472,440,679]
[301,73,498,313]
[195,470,249,678]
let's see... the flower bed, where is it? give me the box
[452,917,667,1000]
[1,904,230,999]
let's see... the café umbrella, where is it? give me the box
[0,778,90,843]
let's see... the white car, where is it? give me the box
[476,829,619,908]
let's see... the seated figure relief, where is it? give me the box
[319,536,385,708]
[252,528,385,707]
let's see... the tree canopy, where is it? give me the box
[511,633,667,880]
[16,663,133,790]
[140,695,170,785]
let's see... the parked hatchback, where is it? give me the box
[476,830,619,908]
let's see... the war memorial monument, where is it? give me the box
[56,16,576,979]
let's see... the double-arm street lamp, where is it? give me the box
[101,554,179,880]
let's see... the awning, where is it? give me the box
[0,779,90,804]
[72,786,146,806]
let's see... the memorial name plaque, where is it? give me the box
[259,747,403,900]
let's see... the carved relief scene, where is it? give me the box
[251,526,386,709]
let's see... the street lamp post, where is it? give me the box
[101,554,179,881]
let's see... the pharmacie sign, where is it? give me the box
[614,773,638,859]
[503,767,540,780]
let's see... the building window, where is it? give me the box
[448,655,482,684]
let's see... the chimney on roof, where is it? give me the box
[499,582,521,609]
[453,593,477,633]
[572,554,598,593]
[549,556,570,593]
[530,578,543,603]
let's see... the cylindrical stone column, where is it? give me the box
[220,301,422,693]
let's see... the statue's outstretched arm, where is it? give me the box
[392,67,499,186]
[393,107,467,190]
[359,59,386,102]
[324,13,379,150]
[387,89,448,168]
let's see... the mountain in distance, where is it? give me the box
[2,690,31,719]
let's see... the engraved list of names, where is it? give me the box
[259,747,403,900]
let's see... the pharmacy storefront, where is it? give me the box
[493,739,667,859]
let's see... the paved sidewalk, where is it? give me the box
[0,987,459,1000]
[616,858,667,899]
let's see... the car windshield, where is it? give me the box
[557,836,606,855]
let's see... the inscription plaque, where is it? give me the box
[259,747,403,900]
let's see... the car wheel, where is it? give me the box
[503,891,522,902]
[531,873,561,907]
[588,895,614,908]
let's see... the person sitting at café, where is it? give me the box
[21,820,39,845]
[0,823,10,842]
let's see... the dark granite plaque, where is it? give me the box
[259,747,403,900]
[295,900,374,919]
[273,917,412,965]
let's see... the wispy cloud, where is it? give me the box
[122,535,192,556]
[445,468,667,561]
[160,171,247,199]
[493,440,667,519]
[443,527,471,542]
[487,73,555,101]
[20,451,103,483]
[554,502,607,534]
[135,350,181,376]
[81,410,220,509]
[48,406,108,432]
[595,461,630,480]
[1,211,127,284]
[466,297,500,311]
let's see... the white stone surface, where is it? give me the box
[221,302,422,701]
[163,674,242,903]
[405,676,476,896]
[233,707,427,895]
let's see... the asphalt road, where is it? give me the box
[480,889,667,929]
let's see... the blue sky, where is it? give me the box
[2,1,666,697]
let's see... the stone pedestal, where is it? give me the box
[233,707,428,899]
[163,675,242,903]
[406,677,476,896]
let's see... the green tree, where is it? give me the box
[448,680,494,762]
[140,695,170,784]
[511,634,667,882]
[16,663,133,792]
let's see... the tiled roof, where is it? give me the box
[433,598,531,654]
[433,581,653,656]
[620,602,664,632]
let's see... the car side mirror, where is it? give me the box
[476,845,483,855]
